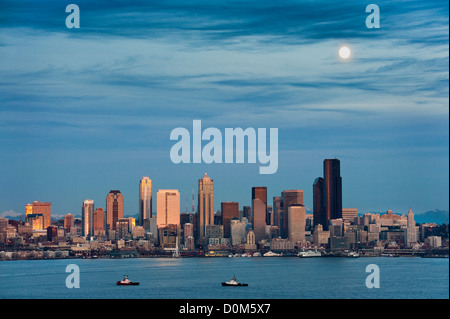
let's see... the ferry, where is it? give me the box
[221,275,248,287]
[116,275,139,286]
[298,250,322,258]
[347,251,360,258]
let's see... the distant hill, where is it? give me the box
[414,209,449,225]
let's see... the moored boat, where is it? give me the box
[298,250,322,258]
[263,251,282,257]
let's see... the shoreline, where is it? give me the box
[1,251,448,262]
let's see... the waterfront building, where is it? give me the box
[158,224,178,249]
[26,201,51,229]
[64,214,74,234]
[197,173,214,240]
[329,218,344,237]
[245,229,257,250]
[313,224,330,245]
[328,236,350,250]
[271,238,295,250]
[157,189,180,228]
[139,177,153,226]
[205,224,223,242]
[106,190,124,230]
[425,236,442,247]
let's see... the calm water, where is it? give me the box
[0,257,448,299]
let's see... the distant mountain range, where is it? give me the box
[2,209,448,225]
[413,209,449,225]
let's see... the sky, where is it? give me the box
[0,0,448,219]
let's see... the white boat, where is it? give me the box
[252,252,261,257]
[347,251,360,258]
[298,250,322,258]
[263,251,282,257]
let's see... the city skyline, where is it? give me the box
[10,160,445,224]
[0,0,448,218]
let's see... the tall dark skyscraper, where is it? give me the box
[313,159,343,231]
[221,202,239,239]
[252,186,267,223]
[106,190,124,230]
[313,177,326,230]
[324,159,342,222]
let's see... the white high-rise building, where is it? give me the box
[157,189,180,228]
[139,177,152,226]
[405,208,418,246]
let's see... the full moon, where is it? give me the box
[339,46,351,59]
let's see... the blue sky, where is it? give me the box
[0,0,448,218]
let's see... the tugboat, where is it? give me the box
[116,275,140,286]
[221,275,248,287]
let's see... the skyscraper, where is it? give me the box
[406,208,418,246]
[288,204,306,243]
[106,190,124,230]
[272,196,281,227]
[197,173,214,240]
[64,213,74,234]
[324,159,342,221]
[82,199,95,237]
[252,187,267,223]
[280,190,303,238]
[252,198,266,242]
[313,177,326,229]
[156,189,180,228]
[221,202,239,239]
[139,177,153,226]
[94,207,105,236]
